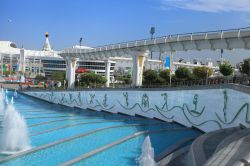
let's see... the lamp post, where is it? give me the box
[64,80,66,89]
[220,49,224,64]
[77,74,80,88]
[150,27,155,60]
[206,69,209,85]
[111,76,115,88]
[79,37,83,47]
[150,27,155,40]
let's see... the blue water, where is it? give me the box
[75,130,201,166]
[0,91,202,165]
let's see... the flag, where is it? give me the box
[16,64,19,71]
[3,64,7,71]
[165,56,170,69]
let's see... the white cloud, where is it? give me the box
[162,0,250,12]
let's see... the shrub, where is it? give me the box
[143,70,158,85]
[51,71,65,82]
[219,62,233,76]
[240,58,250,76]
[175,67,192,80]
[159,69,170,82]
[80,72,106,86]
[192,66,213,79]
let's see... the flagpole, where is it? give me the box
[169,51,173,87]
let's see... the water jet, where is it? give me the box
[0,103,31,154]
[139,136,156,166]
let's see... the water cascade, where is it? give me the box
[5,95,9,105]
[0,89,4,115]
[14,90,18,98]
[0,99,31,154]
[139,136,156,166]
[20,75,25,83]
[11,97,14,104]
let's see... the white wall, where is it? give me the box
[24,88,250,132]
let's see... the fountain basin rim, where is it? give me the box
[0,146,32,155]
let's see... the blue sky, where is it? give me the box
[0,0,250,63]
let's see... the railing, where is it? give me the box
[112,76,250,89]
[87,27,250,50]
[60,27,250,54]
[19,76,250,92]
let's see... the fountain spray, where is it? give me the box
[138,136,156,166]
[0,95,31,154]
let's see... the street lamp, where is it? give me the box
[149,27,155,61]
[77,74,80,88]
[63,80,66,89]
[150,27,155,40]
[206,69,209,85]
[111,76,115,88]
[220,49,224,63]
[79,37,83,47]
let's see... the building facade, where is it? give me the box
[0,33,116,82]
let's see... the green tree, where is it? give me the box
[35,75,47,82]
[219,62,234,76]
[192,66,213,79]
[114,74,131,84]
[80,72,106,86]
[18,71,24,75]
[175,67,192,80]
[143,70,158,85]
[156,76,165,84]
[123,75,132,84]
[159,69,170,83]
[51,71,66,82]
[240,58,250,76]
[3,71,14,77]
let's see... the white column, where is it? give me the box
[132,50,148,87]
[33,56,35,75]
[65,59,69,81]
[38,59,41,75]
[105,60,111,87]
[10,54,12,73]
[67,58,77,89]
[160,51,167,70]
[19,49,26,73]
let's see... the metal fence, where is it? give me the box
[18,76,250,92]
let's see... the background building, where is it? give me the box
[0,33,116,81]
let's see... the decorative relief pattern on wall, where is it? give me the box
[117,92,156,113]
[29,88,249,132]
[154,93,205,117]
[58,92,82,106]
[86,93,115,110]
[215,90,249,125]
[33,91,82,107]
[118,92,221,128]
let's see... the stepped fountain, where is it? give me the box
[0,89,4,115]
[5,95,9,105]
[0,93,31,154]
[139,136,156,166]
[14,90,18,98]
[11,97,14,105]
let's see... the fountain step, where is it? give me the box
[61,128,193,166]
